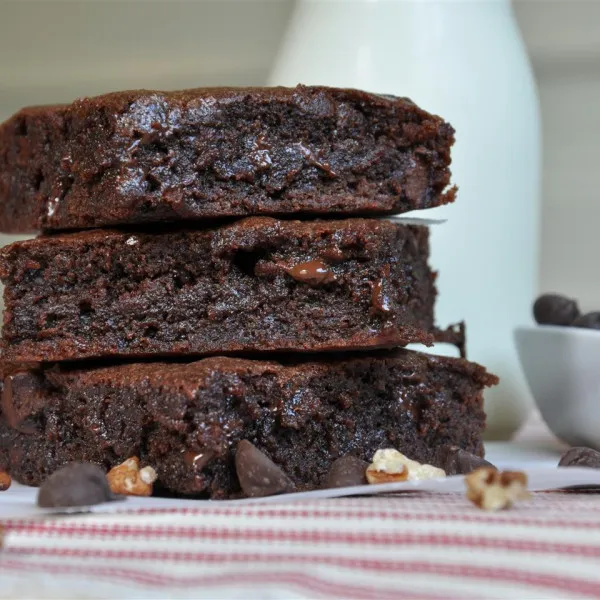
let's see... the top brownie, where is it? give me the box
[0,85,456,232]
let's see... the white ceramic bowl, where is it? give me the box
[515,325,600,449]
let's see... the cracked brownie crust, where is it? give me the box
[0,217,437,362]
[0,85,455,232]
[0,352,497,498]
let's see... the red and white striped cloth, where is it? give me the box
[3,491,600,599]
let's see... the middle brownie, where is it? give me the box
[0,217,436,362]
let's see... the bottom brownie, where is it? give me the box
[0,352,497,498]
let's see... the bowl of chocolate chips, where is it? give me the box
[515,293,600,449]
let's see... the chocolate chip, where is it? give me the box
[533,294,580,326]
[2,371,45,434]
[235,440,295,498]
[286,260,336,286]
[371,279,391,313]
[370,264,392,315]
[435,446,496,475]
[295,142,337,177]
[183,450,214,471]
[559,447,600,468]
[572,312,600,330]
[323,456,369,489]
[37,462,122,508]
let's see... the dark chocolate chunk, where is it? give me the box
[559,447,600,468]
[323,456,369,488]
[235,440,295,498]
[37,462,121,508]
[572,312,600,330]
[435,445,495,475]
[533,294,580,326]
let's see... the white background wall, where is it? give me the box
[514,0,600,311]
[0,0,599,309]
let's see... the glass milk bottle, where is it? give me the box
[268,0,541,439]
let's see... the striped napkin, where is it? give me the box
[3,491,600,599]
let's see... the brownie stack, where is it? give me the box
[0,86,497,498]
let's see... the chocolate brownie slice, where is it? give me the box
[0,352,497,498]
[0,85,456,232]
[0,217,437,363]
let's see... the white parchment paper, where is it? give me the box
[1,466,599,519]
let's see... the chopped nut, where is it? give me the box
[107,457,157,497]
[465,467,530,511]
[366,462,408,484]
[0,471,11,491]
[366,449,445,484]
[139,466,157,485]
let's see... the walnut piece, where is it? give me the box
[106,457,157,497]
[366,449,445,484]
[465,467,530,511]
[0,471,11,491]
